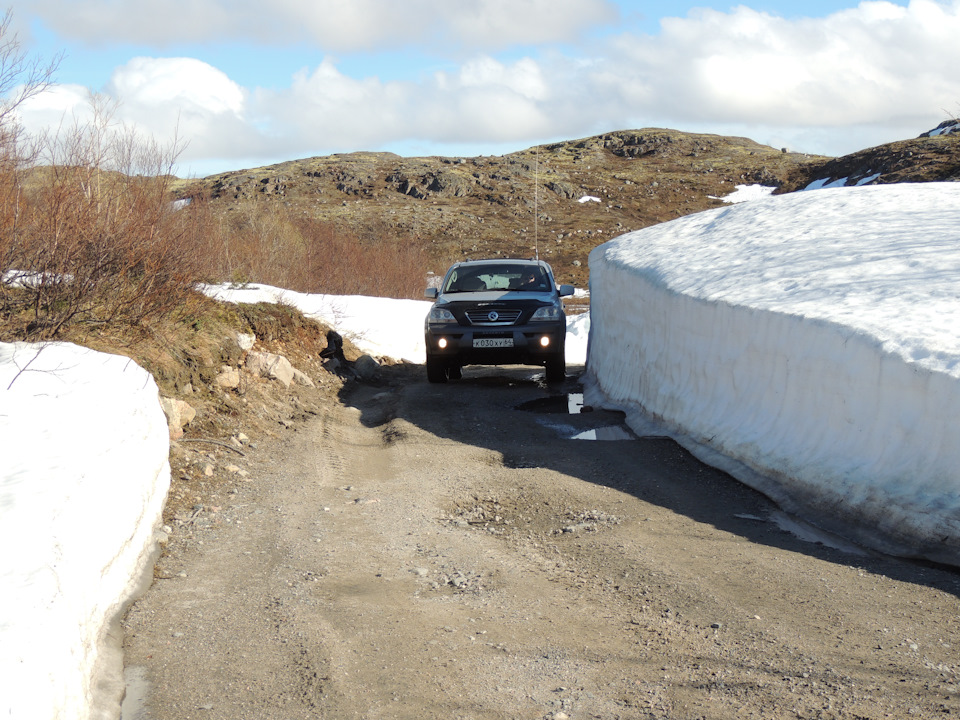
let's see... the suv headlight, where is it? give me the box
[530,303,562,321]
[428,307,456,324]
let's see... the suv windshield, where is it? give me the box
[442,264,549,293]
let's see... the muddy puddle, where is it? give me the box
[516,391,644,441]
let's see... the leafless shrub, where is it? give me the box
[0,11,60,132]
[1,95,204,338]
[0,8,429,341]
[205,201,430,299]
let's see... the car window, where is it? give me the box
[442,265,549,293]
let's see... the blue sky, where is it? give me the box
[7,0,960,177]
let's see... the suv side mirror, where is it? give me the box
[558,284,575,297]
[424,287,439,299]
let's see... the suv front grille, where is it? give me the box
[465,309,522,325]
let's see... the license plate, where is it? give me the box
[473,338,513,348]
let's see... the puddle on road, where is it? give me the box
[515,393,585,415]
[570,426,637,441]
[517,392,642,441]
[519,393,872,553]
[738,511,869,556]
[533,417,640,441]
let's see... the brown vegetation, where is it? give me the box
[174,131,830,289]
[1,131,430,342]
[0,110,206,339]
[0,17,429,345]
[188,194,430,299]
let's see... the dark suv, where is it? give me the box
[424,259,574,383]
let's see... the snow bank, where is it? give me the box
[586,184,960,565]
[564,310,589,366]
[201,284,590,366]
[0,343,170,720]
[202,284,433,363]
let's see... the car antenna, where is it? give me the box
[534,143,540,261]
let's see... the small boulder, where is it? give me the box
[353,354,380,381]
[236,333,256,351]
[245,351,295,388]
[214,365,241,389]
[159,397,197,440]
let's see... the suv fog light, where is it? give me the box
[540,336,551,348]
[438,337,448,349]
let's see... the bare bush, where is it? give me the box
[204,201,430,299]
[1,96,205,339]
[0,8,429,341]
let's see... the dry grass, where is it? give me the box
[191,194,431,299]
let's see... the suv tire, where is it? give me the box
[545,352,566,382]
[426,354,448,383]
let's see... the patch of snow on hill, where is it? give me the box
[921,119,959,137]
[713,184,776,203]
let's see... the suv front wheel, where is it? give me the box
[426,353,448,383]
[545,351,566,382]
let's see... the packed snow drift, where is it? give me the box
[201,284,591,366]
[586,183,960,565]
[0,343,170,720]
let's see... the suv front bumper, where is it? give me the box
[424,321,566,366]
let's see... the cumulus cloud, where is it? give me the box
[251,54,555,155]
[599,1,960,127]
[17,57,262,162]
[13,0,619,51]
[13,1,960,174]
[102,58,264,157]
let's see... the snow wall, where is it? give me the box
[0,343,171,720]
[585,184,960,566]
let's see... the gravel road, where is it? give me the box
[122,365,960,719]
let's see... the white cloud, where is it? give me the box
[13,1,960,174]
[15,83,90,126]
[15,0,619,51]
[598,1,960,127]
[99,58,261,159]
[455,57,548,100]
[106,58,245,116]
[18,57,261,165]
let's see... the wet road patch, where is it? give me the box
[516,392,637,441]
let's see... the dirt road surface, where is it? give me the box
[122,365,960,720]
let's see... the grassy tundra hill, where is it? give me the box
[173,129,827,289]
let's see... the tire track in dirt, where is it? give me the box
[124,366,960,720]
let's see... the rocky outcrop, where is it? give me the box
[777,132,960,192]
[179,127,831,289]
[919,118,960,138]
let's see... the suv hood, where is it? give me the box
[436,289,557,304]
